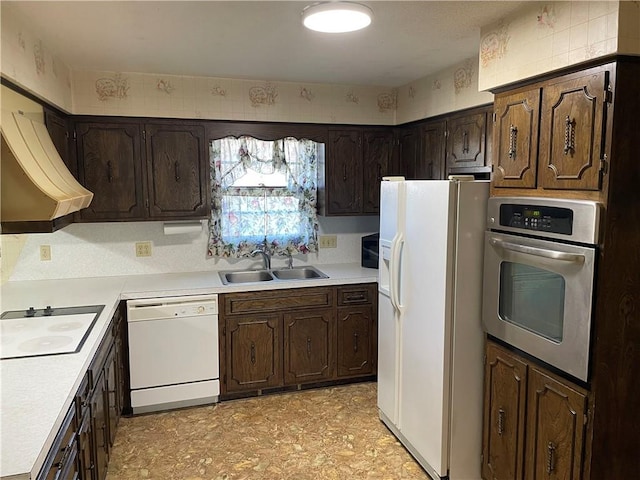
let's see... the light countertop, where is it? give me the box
[0,263,378,480]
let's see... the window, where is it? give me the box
[207,136,320,257]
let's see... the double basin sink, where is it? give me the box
[219,266,328,285]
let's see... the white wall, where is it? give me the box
[4,216,379,282]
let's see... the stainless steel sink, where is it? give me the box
[219,270,274,285]
[271,266,328,281]
[218,266,328,284]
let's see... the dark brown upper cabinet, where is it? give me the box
[319,128,393,216]
[75,119,209,222]
[44,107,75,177]
[446,110,488,174]
[491,65,610,197]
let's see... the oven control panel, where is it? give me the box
[499,204,573,235]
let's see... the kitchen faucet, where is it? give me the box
[286,251,294,269]
[251,245,271,270]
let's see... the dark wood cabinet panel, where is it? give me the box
[538,70,607,191]
[483,340,591,480]
[77,409,95,480]
[525,367,587,480]
[492,88,541,189]
[397,127,420,179]
[325,130,363,214]
[76,122,146,220]
[482,342,528,480]
[336,305,375,377]
[419,120,446,179]
[362,129,393,214]
[446,111,487,172]
[220,284,377,397]
[226,314,283,392]
[145,124,209,218]
[90,372,109,480]
[44,108,75,176]
[36,405,78,480]
[284,308,334,384]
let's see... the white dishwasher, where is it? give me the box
[127,294,219,414]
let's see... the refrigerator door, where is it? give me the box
[398,180,455,477]
[377,178,406,426]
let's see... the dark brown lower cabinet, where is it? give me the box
[37,304,127,480]
[220,284,377,397]
[284,308,334,383]
[482,340,589,480]
[226,313,283,391]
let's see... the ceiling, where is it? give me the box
[4,1,526,88]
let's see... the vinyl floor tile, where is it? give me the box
[106,382,431,480]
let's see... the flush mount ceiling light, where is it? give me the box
[302,2,373,33]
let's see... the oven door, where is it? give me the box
[482,231,596,381]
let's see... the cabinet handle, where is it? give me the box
[462,131,469,154]
[346,294,366,302]
[564,116,576,154]
[343,164,347,182]
[508,125,518,159]
[250,342,256,365]
[546,441,556,474]
[174,161,180,182]
[353,332,359,353]
[307,337,312,358]
[497,408,505,435]
[106,161,113,183]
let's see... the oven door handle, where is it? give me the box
[490,237,586,263]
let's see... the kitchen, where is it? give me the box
[2,2,640,480]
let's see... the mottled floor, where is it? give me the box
[106,382,431,480]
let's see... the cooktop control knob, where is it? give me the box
[44,306,54,316]
[26,307,36,317]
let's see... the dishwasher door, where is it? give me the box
[127,294,219,413]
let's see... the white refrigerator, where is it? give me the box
[377,177,488,480]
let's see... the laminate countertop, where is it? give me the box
[0,263,378,480]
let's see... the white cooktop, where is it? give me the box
[0,305,103,360]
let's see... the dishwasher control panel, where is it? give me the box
[127,294,218,322]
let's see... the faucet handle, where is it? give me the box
[286,251,294,269]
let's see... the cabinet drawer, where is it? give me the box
[223,287,334,315]
[75,372,91,415]
[89,321,114,388]
[337,284,376,306]
[37,404,77,480]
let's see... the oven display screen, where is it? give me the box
[499,204,573,234]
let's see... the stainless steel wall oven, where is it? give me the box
[482,197,601,381]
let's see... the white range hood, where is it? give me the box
[1,88,93,225]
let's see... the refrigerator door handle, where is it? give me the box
[391,233,405,313]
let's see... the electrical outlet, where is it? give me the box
[319,235,337,248]
[40,245,52,261]
[135,241,152,257]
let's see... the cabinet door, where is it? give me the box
[76,122,146,220]
[446,111,487,172]
[482,342,528,480]
[336,305,375,377]
[37,405,78,480]
[538,70,607,191]
[44,108,75,176]
[362,129,393,214]
[104,346,118,448]
[525,368,587,480]
[397,127,419,179]
[419,120,446,179]
[145,124,209,218]
[283,308,334,384]
[492,88,541,189]
[90,373,109,480]
[77,408,95,480]
[226,314,282,392]
[326,130,363,214]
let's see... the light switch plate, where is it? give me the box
[319,235,337,248]
[135,241,152,257]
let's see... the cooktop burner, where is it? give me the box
[0,305,104,360]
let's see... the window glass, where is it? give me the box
[499,262,565,343]
[208,136,320,258]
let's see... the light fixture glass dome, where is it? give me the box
[302,2,373,33]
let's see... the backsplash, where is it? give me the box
[2,216,379,282]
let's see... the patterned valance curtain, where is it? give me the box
[207,136,319,258]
